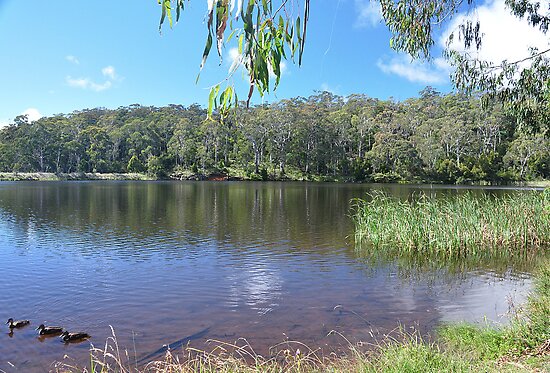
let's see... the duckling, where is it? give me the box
[36,324,63,335]
[60,331,91,343]
[6,318,30,328]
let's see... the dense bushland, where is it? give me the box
[1,88,548,183]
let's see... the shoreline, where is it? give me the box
[0,172,155,181]
[0,172,548,188]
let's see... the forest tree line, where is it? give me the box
[0,88,548,183]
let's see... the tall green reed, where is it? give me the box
[352,190,549,260]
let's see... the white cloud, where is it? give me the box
[207,0,215,12]
[271,61,288,78]
[65,55,80,64]
[228,47,243,74]
[442,0,549,68]
[377,55,449,84]
[0,108,43,127]
[66,76,112,92]
[22,108,42,122]
[321,83,332,92]
[66,65,118,92]
[320,82,342,95]
[376,0,549,85]
[101,65,117,80]
[66,77,89,89]
[280,61,288,74]
[354,0,382,28]
[433,57,452,72]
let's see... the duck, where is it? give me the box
[60,331,91,343]
[6,318,30,328]
[36,324,63,335]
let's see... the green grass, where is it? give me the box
[354,333,471,373]
[359,260,549,372]
[352,190,549,261]
[435,260,550,371]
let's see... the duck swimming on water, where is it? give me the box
[36,324,63,335]
[6,318,30,328]
[60,331,91,343]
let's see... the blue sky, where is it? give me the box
[0,0,544,124]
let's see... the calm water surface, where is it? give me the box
[0,181,537,371]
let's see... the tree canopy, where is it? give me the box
[2,90,548,182]
[158,0,549,133]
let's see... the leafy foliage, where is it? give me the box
[379,0,473,58]
[378,0,549,132]
[158,0,549,133]
[159,0,309,116]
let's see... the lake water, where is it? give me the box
[0,181,539,371]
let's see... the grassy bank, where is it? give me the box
[358,257,549,371]
[512,180,550,188]
[56,261,550,372]
[1,171,549,186]
[0,170,346,182]
[352,190,549,261]
[0,172,154,181]
[432,259,550,372]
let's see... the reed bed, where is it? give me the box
[53,328,355,373]
[51,327,466,373]
[352,190,549,260]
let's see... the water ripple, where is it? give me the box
[0,181,539,372]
